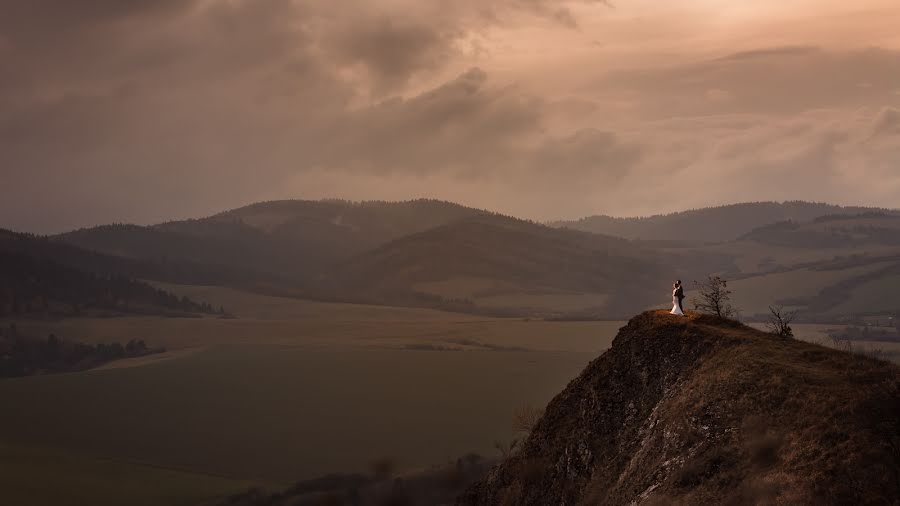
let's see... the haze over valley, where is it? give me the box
[2,1,900,504]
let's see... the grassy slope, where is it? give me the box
[326,215,663,316]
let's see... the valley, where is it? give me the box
[0,285,614,505]
[3,199,900,505]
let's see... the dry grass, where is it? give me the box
[462,310,900,505]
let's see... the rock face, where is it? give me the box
[460,311,900,505]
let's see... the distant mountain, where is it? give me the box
[55,199,487,284]
[461,311,900,505]
[0,230,217,317]
[320,214,668,317]
[551,201,899,242]
[741,212,900,248]
[45,199,900,319]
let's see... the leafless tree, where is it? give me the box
[493,439,520,459]
[694,275,737,319]
[512,404,544,435]
[766,305,797,338]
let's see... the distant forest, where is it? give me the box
[0,324,165,377]
[0,250,221,317]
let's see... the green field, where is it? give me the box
[1,285,623,505]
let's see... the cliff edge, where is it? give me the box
[460,310,900,505]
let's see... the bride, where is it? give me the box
[670,281,685,316]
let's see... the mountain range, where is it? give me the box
[551,201,900,243]
[3,199,899,320]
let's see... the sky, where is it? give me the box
[2,0,899,233]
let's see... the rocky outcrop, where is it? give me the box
[460,311,900,505]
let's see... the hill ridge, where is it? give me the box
[551,201,900,242]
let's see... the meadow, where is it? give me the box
[0,285,621,505]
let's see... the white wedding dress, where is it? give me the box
[670,290,684,316]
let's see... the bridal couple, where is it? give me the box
[670,280,686,316]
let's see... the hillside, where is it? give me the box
[56,199,486,282]
[0,230,217,317]
[319,215,669,317]
[46,199,900,319]
[461,311,900,505]
[741,213,900,249]
[552,202,898,242]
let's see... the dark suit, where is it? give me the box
[675,286,685,312]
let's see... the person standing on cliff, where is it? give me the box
[675,280,685,314]
[670,281,685,316]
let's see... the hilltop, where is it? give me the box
[461,311,900,505]
[551,201,899,243]
[56,199,486,281]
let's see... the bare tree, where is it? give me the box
[766,305,797,339]
[493,439,520,459]
[512,404,544,435]
[694,275,737,319]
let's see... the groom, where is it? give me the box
[675,280,685,314]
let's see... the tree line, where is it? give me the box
[0,250,223,317]
[0,324,165,377]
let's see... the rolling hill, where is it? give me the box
[45,199,900,320]
[552,201,899,243]
[0,229,216,316]
[56,199,487,283]
[740,212,900,249]
[461,311,900,505]
[691,214,900,319]
[319,214,671,317]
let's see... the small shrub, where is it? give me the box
[766,306,796,339]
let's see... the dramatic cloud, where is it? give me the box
[596,46,900,117]
[1,0,898,232]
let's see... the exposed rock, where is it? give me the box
[460,310,900,505]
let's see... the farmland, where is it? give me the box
[0,285,618,505]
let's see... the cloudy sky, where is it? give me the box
[2,0,899,232]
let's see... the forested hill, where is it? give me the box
[0,229,219,317]
[551,201,899,242]
[55,199,488,281]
